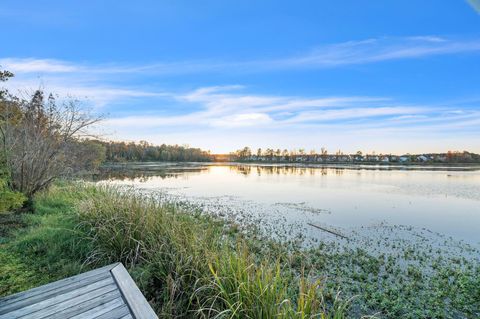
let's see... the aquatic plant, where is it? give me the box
[1,182,479,318]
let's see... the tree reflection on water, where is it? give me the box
[92,167,208,182]
[230,165,342,176]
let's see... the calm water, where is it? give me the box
[96,163,480,245]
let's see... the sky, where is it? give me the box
[1,0,480,154]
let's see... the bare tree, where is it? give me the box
[0,70,21,175]
[1,89,101,198]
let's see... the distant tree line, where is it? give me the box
[445,150,480,163]
[227,147,480,164]
[97,140,212,162]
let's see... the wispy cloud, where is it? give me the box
[2,35,480,153]
[101,85,480,137]
[0,73,166,108]
[271,37,480,69]
[283,107,424,124]
[0,58,79,73]
[2,36,480,76]
[99,86,480,153]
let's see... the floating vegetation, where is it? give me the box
[93,164,480,318]
[274,202,332,214]
[92,181,480,318]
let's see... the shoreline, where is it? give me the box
[2,182,479,318]
[101,161,480,171]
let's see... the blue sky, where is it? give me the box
[1,0,480,153]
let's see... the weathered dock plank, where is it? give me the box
[0,263,157,319]
[111,264,157,319]
[29,288,121,319]
[0,278,115,318]
[0,264,117,307]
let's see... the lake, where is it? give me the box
[95,163,480,247]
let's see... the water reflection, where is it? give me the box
[94,163,480,243]
[95,162,480,182]
[230,165,342,176]
[92,167,208,182]
[95,165,354,182]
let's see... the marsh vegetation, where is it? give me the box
[1,69,479,318]
[1,182,479,318]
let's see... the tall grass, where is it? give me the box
[3,181,479,317]
[204,247,348,318]
[72,184,349,318]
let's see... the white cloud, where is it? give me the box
[92,85,480,153]
[99,86,475,132]
[2,35,480,153]
[211,113,273,128]
[0,73,167,108]
[101,86,400,130]
[2,36,480,77]
[0,58,79,73]
[272,37,480,69]
[284,107,424,123]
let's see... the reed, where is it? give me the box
[71,183,348,318]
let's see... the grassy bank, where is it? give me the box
[1,182,479,318]
[0,183,348,318]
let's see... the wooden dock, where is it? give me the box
[0,263,158,319]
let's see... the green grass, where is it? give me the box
[0,183,93,296]
[0,177,26,213]
[1,182,479,318]
[0,183,349,318]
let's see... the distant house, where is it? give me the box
[353,155,364,162]
[417,155,429,162]
[435,155,447,162]
[399,156,410,163]
[381,156,390,163]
